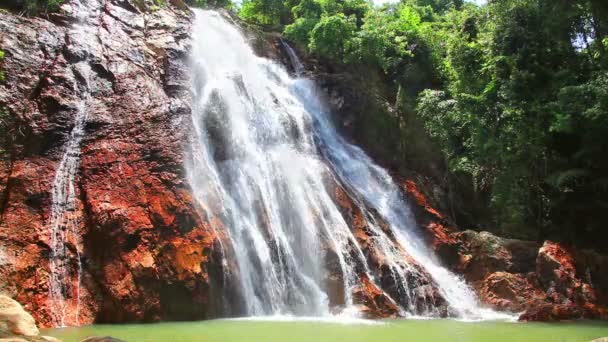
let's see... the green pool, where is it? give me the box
[44,318,608,342]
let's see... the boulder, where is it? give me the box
[519,304,584,321]
[80,337,125,342]
[0,296,39,337]
[477,272,545,312]
[40,338,60,342]
[0,337,60,342]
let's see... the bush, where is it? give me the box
[308,14,356,60]
[23,0,64,15]
[284,17,319,46]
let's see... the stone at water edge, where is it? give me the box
[591,338,608,342]
[0,296,39,337]
[40,337,60,342]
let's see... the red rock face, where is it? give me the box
[0,1,234,328]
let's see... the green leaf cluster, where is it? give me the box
[417,0,608,244]
[20,0,64,15]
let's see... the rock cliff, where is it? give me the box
[0,0,232,327]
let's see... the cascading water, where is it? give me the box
[187,9,509,320]
[48,85,88,327]
[279,38,305,76]
[48,0,100,327]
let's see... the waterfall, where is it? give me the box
[48,0,100,327]
[279,39,305,76]
[187,9,508,320]
[48,85,88,327]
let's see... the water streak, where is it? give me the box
[280,39,305,76]
[48,0,100,327]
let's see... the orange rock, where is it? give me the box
[401,180,445,220]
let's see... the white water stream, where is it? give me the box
[186,10,509,320]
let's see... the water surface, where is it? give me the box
[45,318,608,342]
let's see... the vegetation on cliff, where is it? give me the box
[0,0,64,15]
[237,0,608,249]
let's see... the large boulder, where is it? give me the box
[0,296,60,342]
[80,337,125,342]
[0,296,39,337]
[477,272,545,312]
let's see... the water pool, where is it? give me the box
[44,318,608,342]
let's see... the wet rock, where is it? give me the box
[399,179,460,264]
[536,241,583,300]
[328,179,448,317]
[477,272,545,312]
[351,274,401,319]
[519,304,585,322]
[80,337,125,342]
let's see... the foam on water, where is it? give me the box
[228,315,385,325]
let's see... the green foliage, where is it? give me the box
[148,0,167,11]
[249,0,608,246]
[0,49,4,82]
[414,0,608,245]
[346,8,413,72]
[414,0,461,14]
[285,17,319,45]
[240,0,287,26]
[281,0,428,70]
[22,0,64,15]
[0,107,8,157]
[292,0,322,18]
[284,0,322,44]
[184,0,233,9]
[308,14,356,60]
